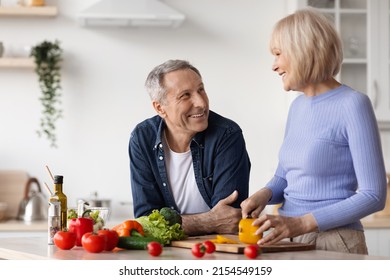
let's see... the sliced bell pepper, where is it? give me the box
[209,235,239,244]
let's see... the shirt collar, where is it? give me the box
[153,117,205,150]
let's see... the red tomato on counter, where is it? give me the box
[203,240,216,254]
[147,241,163,257]
[53,230,76,250]
[81,232,106,253]
[97,228,119,251]
[191,243,206,258]
[244,244,260,259]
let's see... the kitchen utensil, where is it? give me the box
[170,234,315,253]
[79,191,111,208]
[17,177,48,222]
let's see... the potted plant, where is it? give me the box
[30,40,63,148]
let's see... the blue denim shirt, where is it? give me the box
[129,110,251,218]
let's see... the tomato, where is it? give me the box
[203,240,216,254]
[53,230,76,250]
[97,228,119,251]
[191,242,206,258]
[244,244,260,259]
[239,218,262,244]
[81,232,106,253]
[147,241,163,257]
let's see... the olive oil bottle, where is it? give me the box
[49,175,67,231]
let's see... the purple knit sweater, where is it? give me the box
[266,85,387,231]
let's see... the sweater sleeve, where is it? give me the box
[312,94,387,231]
[266,164,288,204]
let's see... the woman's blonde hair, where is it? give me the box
[270,8,343,87]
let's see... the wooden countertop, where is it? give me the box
[0,219,47,231]
[0,234,388,260]
[362,216,390,228]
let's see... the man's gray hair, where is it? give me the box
[145,59,202,104]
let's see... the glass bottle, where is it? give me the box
[48,201,60,245]
[49,175,67,231]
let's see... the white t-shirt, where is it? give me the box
[163,135,210,214]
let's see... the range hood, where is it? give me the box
[78,0,185,27]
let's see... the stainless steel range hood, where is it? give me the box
[78,0,185,28]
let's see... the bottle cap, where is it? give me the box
[54,175,63,184]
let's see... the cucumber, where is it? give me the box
[117,236,159,250]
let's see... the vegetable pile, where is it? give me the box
[67,208,105,231]
[135,208,185,245]
[53,207,185,257]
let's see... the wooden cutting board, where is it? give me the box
[170,234,315,254]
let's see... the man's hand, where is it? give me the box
[181,190,241,235]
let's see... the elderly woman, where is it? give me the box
[241,8,387,254]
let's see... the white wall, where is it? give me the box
[0,0,294,219]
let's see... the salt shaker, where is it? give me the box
[48,201,60,245]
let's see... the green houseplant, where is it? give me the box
[30,40,63,148]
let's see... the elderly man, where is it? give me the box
[129,59,250,235]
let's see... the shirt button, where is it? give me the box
[208,177,212,181]
[159,156,163,160]
[163,183,166,186]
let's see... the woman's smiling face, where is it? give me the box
[272,48,296,92]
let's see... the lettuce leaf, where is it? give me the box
[135,210,186,245]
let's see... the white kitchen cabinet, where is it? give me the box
[364,228,390,257]
[290,0,390,129]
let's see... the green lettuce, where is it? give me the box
[135,210,186,245]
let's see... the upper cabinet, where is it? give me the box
[291,0,390,129]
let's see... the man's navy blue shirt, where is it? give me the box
[129,110,251,218]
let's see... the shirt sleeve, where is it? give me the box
[209,129,251,208]
[129,130,166,218]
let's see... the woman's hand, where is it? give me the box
[240,188,273,218]
[253,213,319,245]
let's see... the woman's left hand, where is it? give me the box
[253,213,318,245]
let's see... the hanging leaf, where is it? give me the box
[30,40,63,148]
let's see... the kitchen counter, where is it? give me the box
[0,218,122,232]
[1,216,389,232]
[0,233,389,260]
[0,219,47,231]
[362,216,390,228]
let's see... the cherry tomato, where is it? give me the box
[147,241,163,257]
[53,230,76,250]
[203,240,216,254]
[81,232,106,253]
[244,244,260,259]
[97,228,119,251]
[191,242,206,258]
